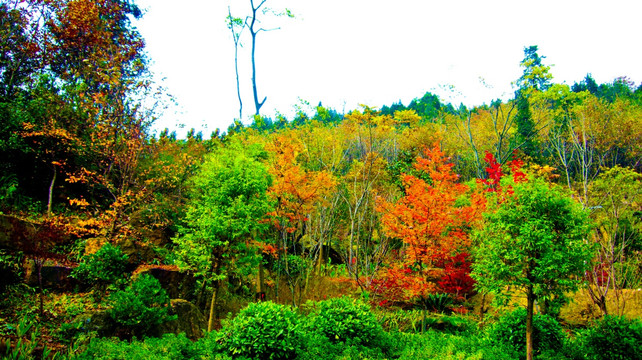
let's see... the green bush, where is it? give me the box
[395,331,517,360]
[576,315,642,360]
[190,330,229,359]
[108,274,176,338]
[296,331,388,360]
[488,307,566,359]
[217,301,301,360]
[72,333,215,360]
[307,296,382,346]
[71,243,128,287]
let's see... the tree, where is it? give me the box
[265,133,334,305]
[514,45,553,160]
[226,7,245,119]
[13,216,67,315]
[586,166,642,316]
[173,138,273,331]
[245,0,293,115]
[0,0,156,224]
[377,145,485,324]
[338,108,399,290]
[472,177,592,360]
[0,2,40,100]
[516,46,552,92]
[445,102,521,180]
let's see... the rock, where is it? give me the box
[144,227,173,248]
[158,299,207,340]
[0,214,36,251]
[24,261,79,292]
[134,265,197,300]
[76,299,207,340]
[114,237,156,264]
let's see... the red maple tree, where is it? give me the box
[374,144,485,307]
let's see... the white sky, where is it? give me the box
[133,0,642,136]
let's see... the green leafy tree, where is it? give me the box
[71,242,128,298]
[472,177,592,360]
[108,274,176,339]
[516,46,552,92]
[586,166,642,315]
[173,138,273,331]
[514,45,552,160]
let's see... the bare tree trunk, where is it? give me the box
[257,259,265,300]
[249,0,267,115]
[526,285,535,360]
[47,164,57,215]
[207,281,219,332]
[227,7,244,119]
[35,258,44,316]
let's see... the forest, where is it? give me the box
[1,0,641,359]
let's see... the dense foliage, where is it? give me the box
[575,315,642,360]
[108,274,176,338]
[0,1,641,358]
[217,301,301,359]
[488,308,567,359]
[306,296,382,346]
[71,243,129,289]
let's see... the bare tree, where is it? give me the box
[245,0,293,116]
[227,7,245,119]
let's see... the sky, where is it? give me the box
[133,0,642,136]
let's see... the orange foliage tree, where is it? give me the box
[265,134,334,305]
[375,144,485,310]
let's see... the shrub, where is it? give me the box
[419,293,454,313]
[577,315,642,360]
[488,308,566,359]
[71,243,128,288]
[395,331,517,360]
[191,330,229,359]
[73,333,212,360]
[217,301,301,360]
[307,296,382,346]
[108,274,176,338]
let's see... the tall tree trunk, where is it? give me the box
[228,6,243,119]
[257,258,265,301]
[249,0,267,115]
[207,281,219,332]
[36,258,44,316]
[47,164,57,215]
[316,243,324,275]
[526,285,535,360]
[234,44,243,119]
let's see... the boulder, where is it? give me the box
[78,299,205,340]
[134,265,197,300]
[158,299,207,340]
[24,261,79,292]
[85,311,118,338]
[0,214,36,251]
[114,237,156,264]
